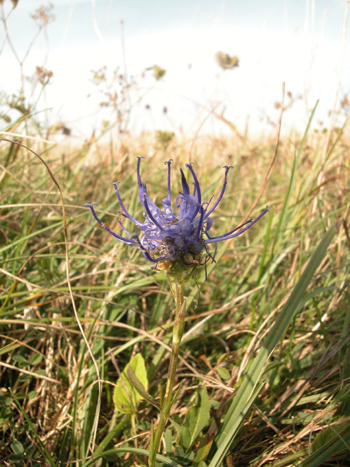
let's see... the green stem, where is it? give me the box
[148,277,187,467]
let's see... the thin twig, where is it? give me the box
[241,82,285,224]
[0,362,61,384]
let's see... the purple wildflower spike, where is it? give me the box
[85,159,269,266]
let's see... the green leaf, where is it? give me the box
[25,445,36,459]
[311,421,350,454]
[216,367,230,380]
[0,342,21,356]
[27,391,38,400]
[171,380,184,405]
[126,366,159,410]
[297,422,350,466]
[9,454,24,463]
[11,440,24,456]
[113,353,148,414]
[179,386,210,451]
[169,418,182,435]
[165,428,173,455]
[30,353,43,365]
[173,445,194,464]
[12,354,29,366]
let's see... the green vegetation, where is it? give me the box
[1,113,350,466]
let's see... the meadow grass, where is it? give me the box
[0,122,350,467]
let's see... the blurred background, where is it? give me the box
[1,0,349,140]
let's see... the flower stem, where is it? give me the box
[148,277,187,467]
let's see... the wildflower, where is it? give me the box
[85,158,268,268]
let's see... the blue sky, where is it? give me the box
[1,0,349,138]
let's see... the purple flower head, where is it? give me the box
[85,158,268,268]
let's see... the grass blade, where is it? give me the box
[208,222,339,467]
[296,423,350,467]
[81,447,182,467]
[8,388,57,467]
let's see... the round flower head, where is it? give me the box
[85,158,268,269]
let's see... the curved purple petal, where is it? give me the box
[84,203,137,245]
[164,159,173,205]
[186,163,201,205]
[142,251,169,263]
[204,166,233,219]
[204,206,269,244]
[205,218,214,232]
[136,156,146,208]
[143,193,164,230]
[117,220,133,237]
[143,184,164,216]
[113,182,144,228]
[180,168,190,195]
[212,241,218,261]
[218,218,254,237]
[193,205,205,241]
